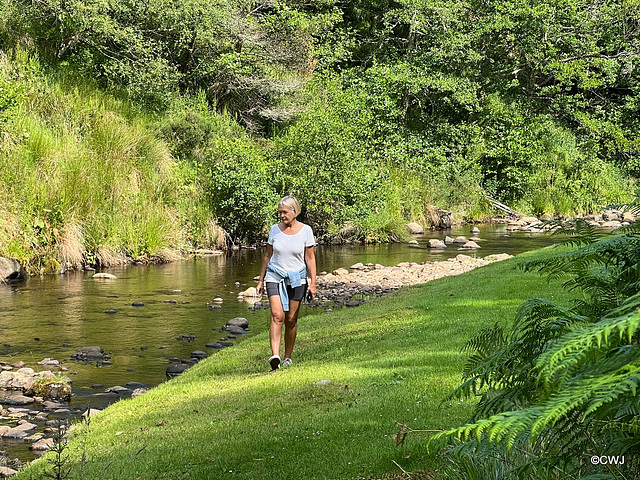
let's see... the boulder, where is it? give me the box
[407,222,424,234]
[461,241,481,249]
[471,227,481,234]
[190,351,207,361]
[0,257,27,284]
[0,394,34,406]
[332,268,349,276]
[427,239,447,249]
[223,325,247,335]
[350,262,366,270]
[37,358,60,367]
[453,236,468,244]
[166,364,191,377]
[520,216,540,224]
[72,346,105,361]
[226,318,249,330]
[131,388,149,398]
[0,466,18,477]
[444,236,455,244]
[30,438,55,451]
[2,421,37,438]
[237,287,258,298]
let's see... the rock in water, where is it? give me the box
[0,257,27,283]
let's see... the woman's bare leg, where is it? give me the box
[284,299,301,359]
[269,295,285,357]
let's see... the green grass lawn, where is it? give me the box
[16,249,576,480]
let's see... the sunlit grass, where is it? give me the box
[16,249,576,479]
[0,54,219,270]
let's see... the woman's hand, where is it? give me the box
[256,281,264,297]
[308,284,317,299]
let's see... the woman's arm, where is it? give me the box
[305,245,317,298]
[256,244,273,297]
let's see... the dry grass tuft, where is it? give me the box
[95,246,127,267]
[58,222,85,268]
[152,248,183,263]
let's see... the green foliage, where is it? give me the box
[208,140,278,242]
[272,77,391,237]
[435,213,640,477]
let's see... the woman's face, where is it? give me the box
[278,205,296,225]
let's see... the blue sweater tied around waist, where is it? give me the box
[266,263,307,312]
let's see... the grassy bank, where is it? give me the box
[0,52,226,273]
[15,248,577,479]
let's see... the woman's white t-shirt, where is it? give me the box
[265,223,316,284]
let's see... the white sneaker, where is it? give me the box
[269,355,281,370]
[282,358,293,367]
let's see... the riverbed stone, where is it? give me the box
[427,239,447,249]
[407,222,424,234]
[461,241,481,249]
[190,351,207,361]
[10,361,24,369]
[238,287,258,297]
[105,386,132,395]
[72,346,105,361]
[37,358,60,367]
[226,317,249,329]
[2,421,37,438]
[333,268,349,276]
[30,438,54,451]
[453,236,468,244]
[131,388,149,398]
[602,220,622,228]
[0,257,27,284]
[166,364,191,377]
[0,466,17,477]
[92,273,117,280]
[0,394,34,406]
[471,227,481,234]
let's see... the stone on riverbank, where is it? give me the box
[0,466,18,477]
[237,287,258,298]
[226,317,249,329]
[461,241,481,249]
[407,222,424,234]
[166,364,191,377]
[30,438,54,451]
[316,253,514,306]
[0,257,27,284]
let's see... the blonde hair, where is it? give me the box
[278,196,301,217]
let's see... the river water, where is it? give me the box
[0,224,560,462]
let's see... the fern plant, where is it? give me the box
[435,207,640,479]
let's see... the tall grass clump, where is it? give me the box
[0,52,220,271]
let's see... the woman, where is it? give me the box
[256,196,317,370]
